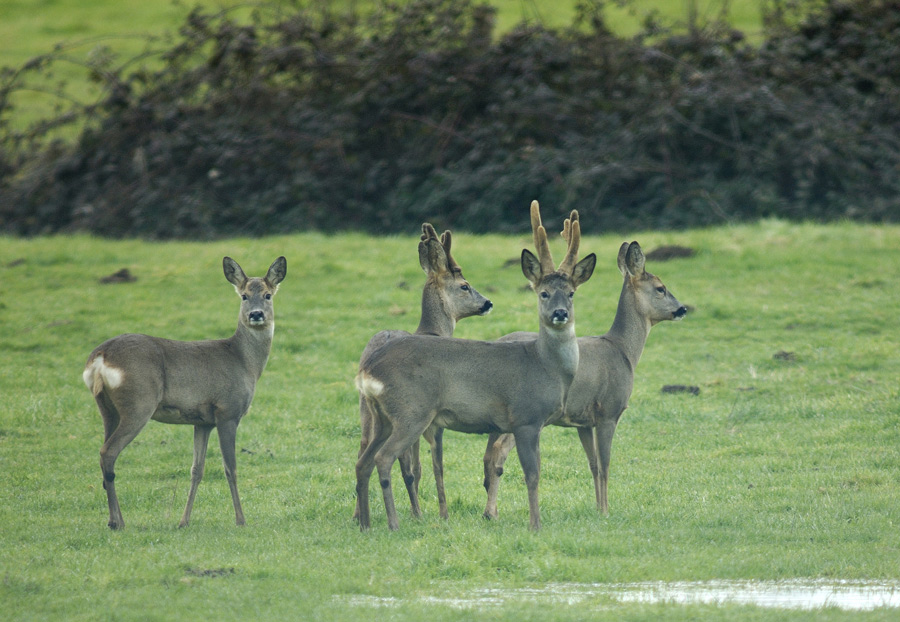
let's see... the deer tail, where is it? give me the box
[83,354,123,396]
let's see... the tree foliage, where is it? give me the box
[1,0,899,238]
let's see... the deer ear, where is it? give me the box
[266,256,287,288]
[223,257,248,289]
[624,241,645,277]
[572,253,596,288]
[616,243,630,276]
[521,248,542,285]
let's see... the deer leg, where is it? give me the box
[482,432,500,494]
[513,425,542,531]
[596,418,619,514]
[353,397,374,520]
[424,426,448,520]
[576,426,601,511]
[482,433,516,520]
[96,396,152,530]
[374,422,428,531]
[398,439,422,518]
[178,424,213,528]
[97,394,123,528]
[357,397,373,460]
[373,444,401,532]
[355,414,391,531]
[215,418,245,527]
[410,436,423,502]
[99,392,120,444]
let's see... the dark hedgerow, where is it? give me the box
[1,0,899,238]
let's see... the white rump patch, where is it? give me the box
[83,355,124,393]
[356,373,384,397]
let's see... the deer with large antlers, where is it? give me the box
[353,224,492,520]
[83,256,286,529]
[355,201,595,531]
[481,239,687,519]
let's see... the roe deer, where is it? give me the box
[481,240,686,518]
[82,256,287,529]
[353,223,492,520]
[355,201,595,531]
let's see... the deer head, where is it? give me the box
[521,201,596,332]
[418,223,492,324]
[224,256,287,334]
[617,242,687,325]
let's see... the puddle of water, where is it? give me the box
[341,579,900,611]
[603,580,900,610]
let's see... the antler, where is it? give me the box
[530,201,556,274]
[421,223,439,243]
[558,210,581,274]
[440,230,462,274]
[419,223,448,274]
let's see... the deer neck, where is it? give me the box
[231,321,275,380]
[415,288,455,337]
[606,280,651,370]
[537,322,580,389]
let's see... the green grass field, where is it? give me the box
[1,0,766,70]
[2,220,899,619]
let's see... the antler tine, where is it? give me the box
[440,230,462,273]
[421,222,439,242]
[558,210,581,274]
[560,210,575,244]
[530,200,555,274]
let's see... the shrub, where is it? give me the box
[1,0,898,238]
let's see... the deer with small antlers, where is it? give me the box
[83,256,286,529]
[353,224,492,520]
[480,239,687,519]
[355,201,595,531]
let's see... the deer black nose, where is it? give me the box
[480,300,493,314]
[551,309,569,324]
[249,310,265,323]
[674,306,687,319]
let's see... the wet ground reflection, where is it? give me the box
[590,580,900,610]
[343,579,900,611]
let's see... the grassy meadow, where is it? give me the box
[1,220,899,620]
[1,0,767,70]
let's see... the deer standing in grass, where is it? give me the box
[83,256,286,529]
[481,240,687,519]
[355,201,595,531]
[353,224,492,520]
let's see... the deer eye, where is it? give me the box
[569,291,575,299]
[656,286,666,294]
[540,291,550,299]
[241,294,249,301]
[461,284,470,292]
[265,293,272,300]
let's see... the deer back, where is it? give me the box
[358,335,568,434]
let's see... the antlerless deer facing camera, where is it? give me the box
[83,256,286,529]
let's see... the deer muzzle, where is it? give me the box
[673,306,688,320]
[550,309,570,325]
[248,310,266,325]
[480,300,494,315]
